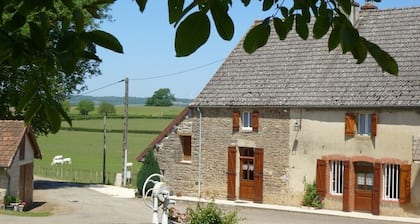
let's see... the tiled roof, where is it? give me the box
[193,7,420,108]
[0,120,41,167]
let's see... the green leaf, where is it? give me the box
[339,22,359,53]
[23,98,42,125]
[336,0,351,15]
[84,5,101,19]
[73,8,84,33]
[168,0,184,24]
[350,38,367,64]
[243,22,270,54]
[296,14,308,40]
[210,0,234,40]
[84,30,123,53]
[313,15,331,39]
[4,12,26,31]
[29,22,46,50]
[241,0,251,6]
[0,32,12,63]
[273,17,290,40]
[60,0,74,8]
[44,103,62,134]
[136,0,147,12]
[175,12,210,57]
[328,26,340,51]
[280,7,288,18]
[361,37,398,75]
[263,0,274,11]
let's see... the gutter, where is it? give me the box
[197,106,202,199]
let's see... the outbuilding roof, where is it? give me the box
[0,120,42,167]
[193,6,420,108]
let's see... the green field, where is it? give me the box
[35,106,184,186]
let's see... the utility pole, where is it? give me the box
[103,114,107,184]
[122,77,129,186]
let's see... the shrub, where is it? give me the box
[302,183,322,208]
[187,202,241,224]
[136,147,161,196]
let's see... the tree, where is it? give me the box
[77,100,95,116]
[0,0,395,134]
[145,88,176,107]
[137,148,161,196]
[98,102,116,115]
[62,100,72,113]
[0,0,121,134]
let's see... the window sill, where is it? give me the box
[241,128,253,133]
[355,135,372,140]
[179,160,192,165]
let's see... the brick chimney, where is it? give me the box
[361,0,378,10]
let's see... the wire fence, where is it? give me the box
[34,165,129,186]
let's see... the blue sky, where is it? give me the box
[82,0,420,99]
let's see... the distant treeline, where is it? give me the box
[69,95,192,106]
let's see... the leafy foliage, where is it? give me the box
[77,100,95,116]
[187,202,242,224]
[136,147,161,196]
[145,88,176,107]
[302,183,323,209]
[138,0,397,75]
[97,102,116,115]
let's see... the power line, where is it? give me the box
[77,58,225,96]
[130,58,225,81]
[78,79,125,96]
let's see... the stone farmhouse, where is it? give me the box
[137,2,420,216]
[0,120,42,205]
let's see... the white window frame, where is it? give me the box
[329,160,344,195]
[383,164,400,201]
[357,114,372,136]
[241,111,252,131]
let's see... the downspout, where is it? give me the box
[197,106,202,199]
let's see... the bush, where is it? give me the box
[136,147,161,196]
[302,183,322,208]
[187,202,241,224]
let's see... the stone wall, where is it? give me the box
[154,107,291,203]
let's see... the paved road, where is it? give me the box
[0,179,416,224]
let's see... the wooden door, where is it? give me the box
[19,163,34,204]
[354,162,374,212]
[239,148,255,201]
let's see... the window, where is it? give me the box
[329,160,344,195]
[232,111,259,132]
[344,112,377,137]
[180,135,191,161]
[383,164,400,201]
[357,114,372,136]
[242,112,252,131]
[240,148,255,180]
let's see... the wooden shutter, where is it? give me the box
[345,113,356,137]
[371,113,378,137]
[316,159,327,200]
[399,164,411,204]
[372,163,381,215]
[252,111,259,132]
[343,161,350,212]
[233,111,240,132]
[254,148,264,203]
[227,147,236,200]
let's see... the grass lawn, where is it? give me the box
[35,106,184,186]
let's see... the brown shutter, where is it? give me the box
[371,113,378,137]
[372,163,381,215]
[400,164,411,204]
[252,111,259,132]
[254,148,264,203]
[316,159,327,200]
[227,147,236,200]
[233,111,240,132]
[345,113,356,137]
[343,161,350,212]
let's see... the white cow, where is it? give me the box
[51,158,63,166]
[63,158,72,165]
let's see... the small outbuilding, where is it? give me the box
[0,120,42,205]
